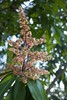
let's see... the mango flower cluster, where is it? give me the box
[7,7,51,83]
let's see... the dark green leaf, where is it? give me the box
[0,75,15,99]
[13,80,26,100]
[25,86,34,100]
[5,79,26,100]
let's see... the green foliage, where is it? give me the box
[0,0,67,100]
[0,73,48,100]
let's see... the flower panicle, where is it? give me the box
[6,6,51,83]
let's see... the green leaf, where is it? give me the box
[36,80,48,100]
[25,86,34,100]
[7,50,14,64]
[13,80,26,100]
[54,26,62,45]
[0,75,15,99]
[55,0,65,8]
[0,71,12,77]
[5,79,26,100]
[45,29,52,52]
[0,74,13,84]
[27,79,48,100]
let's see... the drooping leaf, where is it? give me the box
[27,79,48,100]
[36,80,48,100]
[0,74,15,99]
[25,86,34,100]
[5,79,26,100]
[13,80,26,100]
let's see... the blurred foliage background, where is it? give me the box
[0,0,67,100]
